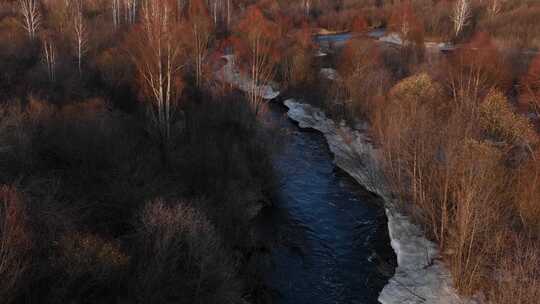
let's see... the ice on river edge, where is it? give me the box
[216,55,471,304]
[283,99,475,304]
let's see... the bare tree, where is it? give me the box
[226,0,231,28]
[303,0,311,16]
[206,0,219,24]
[488,0,503,18]
[128,0,185,147]
[452,0,471,37]
[112,0,121,29]
[18,0,41,40]
[445,32,508,109]
[41,33,56,82]
[71,0,88,76]
[234,6,281,115]
[187,0,213,88]
[124,0,138,24]
[177,0,186,16]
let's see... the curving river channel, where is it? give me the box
[259,102,396,304]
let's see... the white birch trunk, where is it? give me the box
[452,0,471,37]
[18,0,41,40]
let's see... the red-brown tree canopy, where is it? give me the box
[520,54,540,113]
[446,32,510,102]
[351,15,368,33]
[389,0,422,41]
[233,5,281,71]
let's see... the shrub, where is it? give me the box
[520,54,540,114]
[337,39,390,120]
[389,72,441,105]
[132,199,242,304]
[52,232,129,301]
[0,186,32,304]
[513,153,540,234]
[479,89,536,145]
[488,236,540,304]
[445,32,510,105]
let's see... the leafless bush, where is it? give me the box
[514,154,540,234]
[0,186,32,304]
[52,232,129,301]
[337,39,391,120]
[446,138,508,294]
[488,236,540,304]
[133,199,242,304]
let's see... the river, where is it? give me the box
[258,101,396,304]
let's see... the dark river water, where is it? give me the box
[259,102,396,304]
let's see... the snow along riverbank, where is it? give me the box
[215,54,472,303]
[284,99,475,304]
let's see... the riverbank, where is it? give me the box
[283,99,474,304]
[256,100,395,304]
[216,51,469,303]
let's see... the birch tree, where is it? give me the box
[388,1,420,42]
[18,0,41,40]
[488,0,502,18]
[187,0,213,88]
[124,0,138,24]
[234,6,280,115]
[446,32,508,108]
[41,33,56,82]
[302,0,311,16]
[112,0,121,29]
[207,0,219,24]
[128,0,185,146]
[71,0,88,76]
[452,0,471,37]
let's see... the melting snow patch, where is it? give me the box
[379,33,404,46]
[284,99,476,304]
[316,50,328,57]
[320,68,339,81]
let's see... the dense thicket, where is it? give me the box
[0,0,278,303]
[311,2,540,303]
[1,0,539,303]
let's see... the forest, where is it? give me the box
[0,0,539,303]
